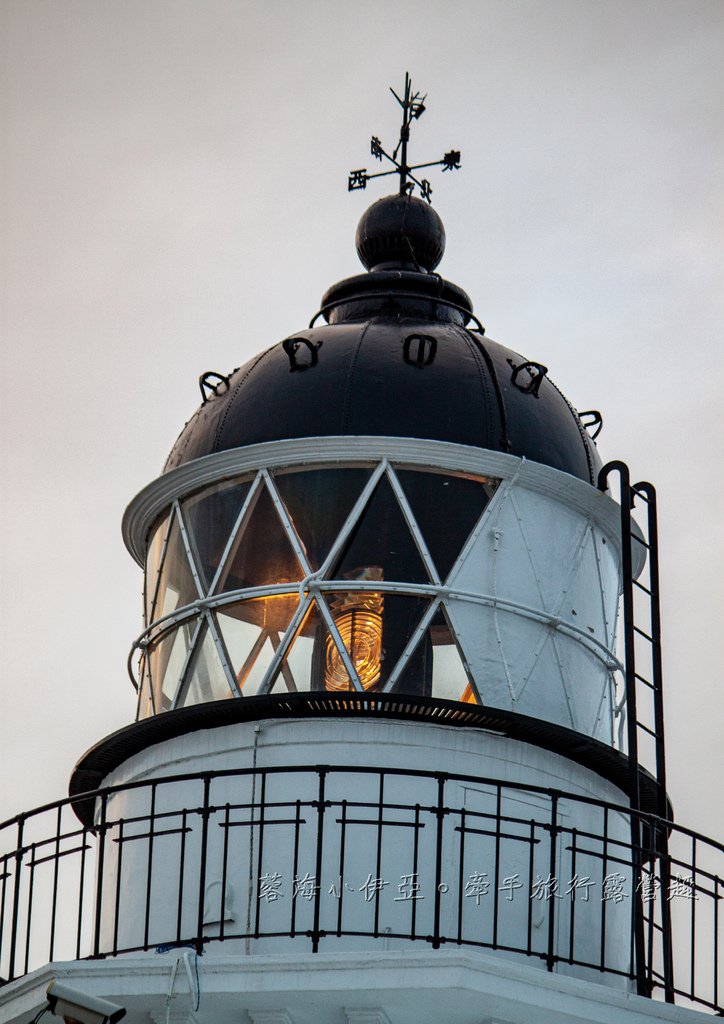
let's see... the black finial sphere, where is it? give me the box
[355,194,446,273]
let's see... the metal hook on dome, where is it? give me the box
[199,371,231,403]
[578,409,603,440]
[403,333,437,368]
[283,336,322,372]
[508,359,548,397]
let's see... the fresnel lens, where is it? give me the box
[323,568,384,691]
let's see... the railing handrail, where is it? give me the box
[2,763,722,856]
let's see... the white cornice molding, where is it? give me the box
[0,952,708,1024]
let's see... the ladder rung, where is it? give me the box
[634,626,653,641]
[635,674,656,691]
[632,579,652,596]
[632,537,651,550]
[637,721,660,739]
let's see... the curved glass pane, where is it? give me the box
[395,469,498,581]
[272,601,319,693]
[425,604,478,703]
[373,593,434,695]
[148,619,198,712]
[215,595,300,694]
[154,512,202,620]
[217,484,304,593]
[182,477,253,592]
[265,599,339,694]
[331,475,430,584]
[175,620,234,708]
[273,467,371,570]
[144,513,171,626]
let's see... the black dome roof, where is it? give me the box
[165,196,600,484]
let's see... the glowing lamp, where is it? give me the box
[325,568,383,692]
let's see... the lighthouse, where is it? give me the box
[0,76,721,1024]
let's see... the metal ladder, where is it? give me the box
[598,460,673,1000]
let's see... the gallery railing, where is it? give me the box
[0,765,721,1014]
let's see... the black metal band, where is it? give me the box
[70,693,669,826]
[309,291,485,332]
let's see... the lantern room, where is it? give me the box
[123,191,627,752]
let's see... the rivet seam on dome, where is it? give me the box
[454,324,510,453]
[546,375,597,485]
[341,319,372,434]
[212,348,272,455]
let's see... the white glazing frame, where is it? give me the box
[134,458,491,714]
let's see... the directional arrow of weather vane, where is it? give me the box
[348,72,461,205]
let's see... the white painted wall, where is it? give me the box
[96,719,634,990]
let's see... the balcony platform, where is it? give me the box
[0,949,715,1024]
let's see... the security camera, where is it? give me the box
[45,979,126,1024]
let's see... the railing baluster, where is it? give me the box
[76,826,88,960]
[0,852,8,974]
[431,774,446,950]
[374,773,384,938]
[546,793,559,972]
[24,844,36,975]
[492,785,501,950]
[8,814,25,981]
[253,772,266,940]
[311,768,328,953]
[659,824,675,1002]
[600,805,608,973]
[93,793,107,958]
[645,858,655,990]
[714,872,720,1010]
[336,799,346,938]
[176,808,188,943]
[291,797,301,939]
[220,803,230,942]
[112,819,124,956]
[143,784,156,950]
[195,776,211,956]
[411,803,420,941]
[631,810,648,995]
[690,834,697,1001]
[48,806,62,962]
[568,827,577,965]
[526,819,535,957]
[457,807,465,946]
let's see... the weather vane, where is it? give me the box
[348,72,461,205]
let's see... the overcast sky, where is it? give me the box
[1,0,722,841]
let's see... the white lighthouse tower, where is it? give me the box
[1,77,721,1024]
